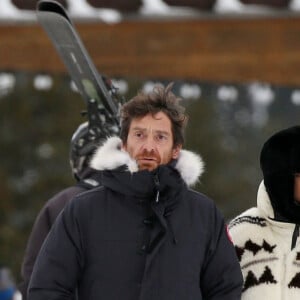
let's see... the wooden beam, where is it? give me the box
[1,15,300,86]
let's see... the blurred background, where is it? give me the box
[1,0,300,284]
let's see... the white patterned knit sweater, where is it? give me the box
[229,181,300,300]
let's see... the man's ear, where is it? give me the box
[172,145,182,159]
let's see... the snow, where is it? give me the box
[66,0,121,23]
[291,90,300,105]
[217,85,238,103]
[34,74,53,91]
[180,84,202,100]
[139,0,300,15]
[139,0,200,16]
[0,72,16,97]
[1,0,300,21]
[0,0,35,20]
[247,82,274,106]
[247,82,274,127]
[214,0,280,14]
[142,81,160,94]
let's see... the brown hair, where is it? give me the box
[120,82,188,147]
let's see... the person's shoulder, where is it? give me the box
[67,185,106,207]
[58,185,106,221]
[184,189,225,224]
[228,207,268,245]
[185,189,216,209]
[44,185,86,209]
[74,184,105,198]
[228,207,266,230]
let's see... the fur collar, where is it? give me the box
[90,136,204,187]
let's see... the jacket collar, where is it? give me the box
[257,181,275,219]
[89,136,204,187]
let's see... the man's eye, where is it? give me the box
[157,134,167,141]
[135,132,143,138]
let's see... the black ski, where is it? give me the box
[36,0,121,136]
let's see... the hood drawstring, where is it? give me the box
[291,224,300,250]
[153,174,160,203]
[155,191,160,203]
[164,210,178,245]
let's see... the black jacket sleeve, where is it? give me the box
[27,194,85,300]
[19,186,84,300]
[200,205,243,300]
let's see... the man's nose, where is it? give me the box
[142,137,156,152]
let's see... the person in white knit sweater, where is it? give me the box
[229,125,300,300]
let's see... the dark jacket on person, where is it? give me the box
[28,137,243,300]
[19,167,101,300]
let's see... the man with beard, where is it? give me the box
[229,126,300,299]
[28,83,243,300]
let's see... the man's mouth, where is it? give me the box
[139,157,156,162]
[137,156,160,171]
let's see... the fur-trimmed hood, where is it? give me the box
[90,136,204,187]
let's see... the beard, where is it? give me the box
[136,149,161,171]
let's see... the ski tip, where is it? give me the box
[36,0,71,23]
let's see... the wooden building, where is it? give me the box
[1,10,300,87]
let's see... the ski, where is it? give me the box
[36,0,121,136]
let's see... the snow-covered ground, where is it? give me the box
[1,0,300,22]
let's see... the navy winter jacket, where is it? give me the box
[20,168,101,299]
[28,137,243,300]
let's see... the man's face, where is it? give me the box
[122,112,182,171]
[294,174,300,203]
